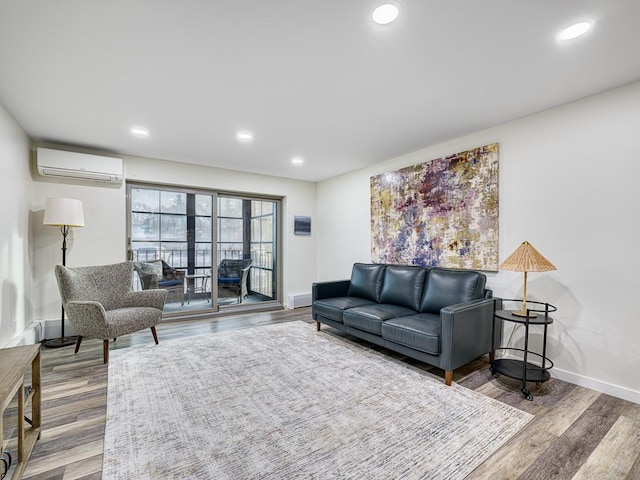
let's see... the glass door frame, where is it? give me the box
[126,181,283,318]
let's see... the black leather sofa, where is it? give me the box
[312,263,499,385]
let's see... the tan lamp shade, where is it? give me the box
[499,241,556,273]
[499,241,556,317]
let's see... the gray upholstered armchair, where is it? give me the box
[54,261,167,363]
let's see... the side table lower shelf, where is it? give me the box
[490,357,552,400]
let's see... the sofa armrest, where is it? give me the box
[439,297,498,371]
[312,280,350,301]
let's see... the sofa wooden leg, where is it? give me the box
[103,340,109,363]
[74,336,83,354]
[151,326,159,344]
[316,321,321,331]
[445,370,453,386]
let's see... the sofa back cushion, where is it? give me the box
[379,265,427,311]
[419,268,487,314]
[347,263,386,302]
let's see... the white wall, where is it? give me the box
[0,103,34,347]
[316,80,640,403]
[31,178,125,325]
[31,153,317,325]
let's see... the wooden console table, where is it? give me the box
[0,344,41,480]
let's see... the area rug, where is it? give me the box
[103,321,532,479]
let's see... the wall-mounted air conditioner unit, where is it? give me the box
[36,147,124,184]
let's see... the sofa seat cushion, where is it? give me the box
[382,314,441,355]
[313,297,377,323]
[343,304,417,335]
[158,279,183,288]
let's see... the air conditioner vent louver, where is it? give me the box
[36,148,123,184]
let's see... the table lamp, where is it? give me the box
[43,197,85,347]
[499,241,556,317]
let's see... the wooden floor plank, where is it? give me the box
[466,418,558,479]
[23,440,103,477]
[59,454,103,480]
[518,394,629,480]
[534,385,601,437]
[571,415,640,480]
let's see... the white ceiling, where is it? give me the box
[1,1,639,182]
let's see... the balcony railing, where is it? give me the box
[132,248,274,298]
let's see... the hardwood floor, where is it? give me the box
[7,307,639,479]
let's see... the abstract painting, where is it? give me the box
[371,143,499,271]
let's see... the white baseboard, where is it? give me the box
[550,368,640,405]
[7,320,44,347]
[33,317,78,341]
[287,292,312,309]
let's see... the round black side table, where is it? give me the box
[490,300,556,400]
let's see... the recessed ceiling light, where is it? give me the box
[557,20,595,41]
[372,4,399,25]
[291,157,304,165]
[237,131,254,142]
[130,127,149,137]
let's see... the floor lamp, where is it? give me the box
[43,197,85,348]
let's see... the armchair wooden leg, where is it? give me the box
[445,370,453,386]
[74,336,83,354]
[151,326,159,344]
[316,321,321,331]
[103,340,109,363]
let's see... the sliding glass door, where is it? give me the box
[127,184,280,316]
[217,196,278,307]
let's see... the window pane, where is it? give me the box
[196,195,212,216]
[219,218,242,242]
[251,200,273,216]
[132,188,159,213]
[261,217,272,241]
[251,244,273,269]
[218,243,243,260]
[219,197,242,217]
[132,242,161,261]
[161,191,187,214]
[195,243,212,268]
[131,213,159,240]
[196,217,212,242]
[251,218,260,240]
[160,242,187,267]
[161,215,187,241]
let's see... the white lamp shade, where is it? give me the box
[43,198,85,227]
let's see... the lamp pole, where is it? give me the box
[43,224,76,347]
